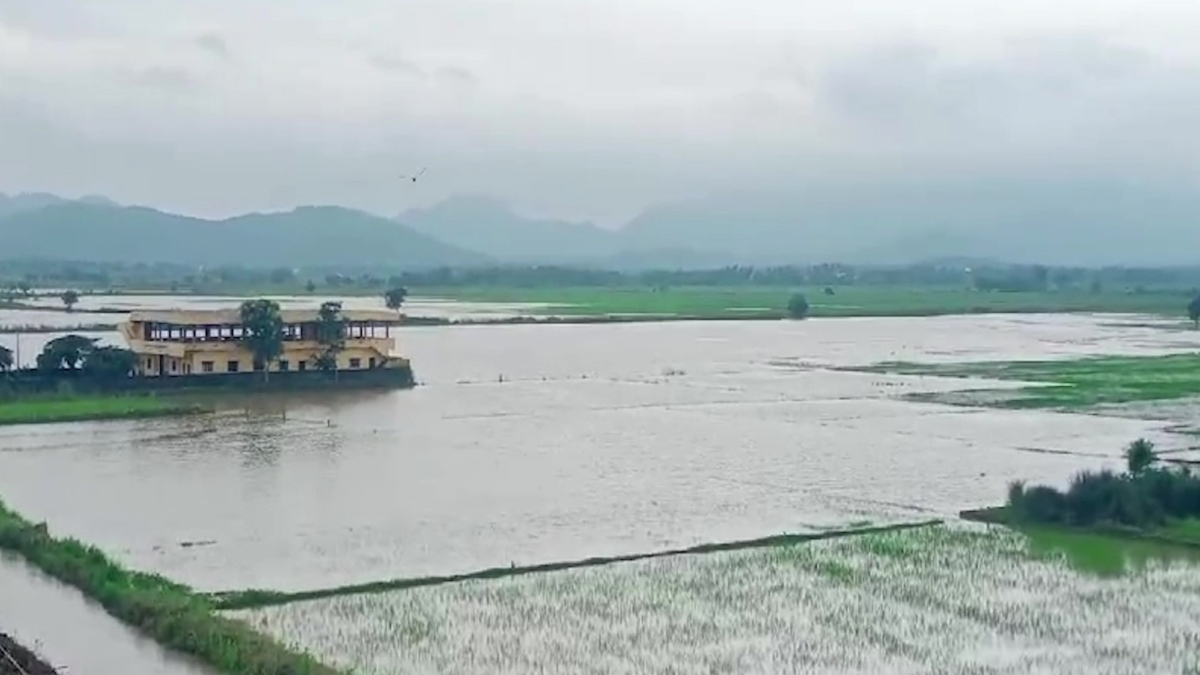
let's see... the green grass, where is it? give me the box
[0,394,206,426]
[0,498,343,675]
[870,352,1200,409]
[963,508,1200,576]
[419,285,1196,319]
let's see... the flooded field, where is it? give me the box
[0,314,1197,594]
[232,525,1200,675]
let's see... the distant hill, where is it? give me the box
[0,202,488,269]
[399,195,623,263]
[621,177,1200,267]
[0,192,71,218]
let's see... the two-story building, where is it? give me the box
[120,308,407,377]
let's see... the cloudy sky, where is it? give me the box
[1,0,1199,223]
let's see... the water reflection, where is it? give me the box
[1023,526,1200,576]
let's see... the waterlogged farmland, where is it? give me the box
[234,526,1200,675]
[0,314,1197,596]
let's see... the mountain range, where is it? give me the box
[0,195,484,269]
[3,177,1200,269]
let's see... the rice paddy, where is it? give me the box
[231,525,1200,675]
[428,285,1195,319]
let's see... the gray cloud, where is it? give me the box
[369,54,424,78]
[1,0,1199,224]
[125,65,199,89]
[194,32,229,59]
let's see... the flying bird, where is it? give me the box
[402,167,428,183]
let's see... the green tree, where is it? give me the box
[314,300,345,376]
[384,286,408,313]
[239,299,285,381]
[305,279,316,294]
[61,289,79,312]
[37,335,97,371]
[1124,438,1158,475]
[0,345,12,373]
[1188,295,1200,328]
[787,293,809,319]
[82,346,138,379]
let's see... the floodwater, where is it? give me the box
[0,554,216,675]
[0,314,1198,593]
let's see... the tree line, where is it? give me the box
[7,260,1200,294]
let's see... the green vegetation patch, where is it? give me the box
[0,498,342,675]
[869,352,1200,409]
[426,285,1191,319]
[0,394,206,426]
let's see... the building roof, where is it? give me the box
[128,308,405,326]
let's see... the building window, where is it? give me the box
[170,360,177,373]
[253,359,265,372]
[368,357,376,368]
[278,360,290,372]
[298,361,308,372]
[349,357,362,369]
[201,361,214,373]
[146,358,154,370]
[227,360,240,373]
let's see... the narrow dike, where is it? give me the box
[212,519,945,610]
[0,499,343,675]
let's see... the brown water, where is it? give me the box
[0,554,216,675]
[0,314,1196,593]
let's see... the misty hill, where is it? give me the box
[400,195,623,262]
[0,202,487,269]
[0,192,119,218]
[622,177,1200,267]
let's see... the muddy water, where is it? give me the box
[0,315,1197,593]
[0,554,216,675]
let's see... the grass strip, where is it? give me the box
[211,519,944,611]
[0,395,207,426]
[861,353,1200,409]
[0,498,344,675]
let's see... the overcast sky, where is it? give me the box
[2,0,1199,224]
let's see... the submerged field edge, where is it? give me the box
[960,507,1200,550]
[0,401,209,427]
[0,498,346,675]
[210,519,944,611]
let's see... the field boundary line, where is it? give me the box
[211,519,944,610]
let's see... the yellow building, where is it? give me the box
[120,309,408,377]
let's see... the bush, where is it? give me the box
[1005,438,1200,530]
[787,293,810,319]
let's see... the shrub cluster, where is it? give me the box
[1007,439,1200,529]
[0,500,342,675]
